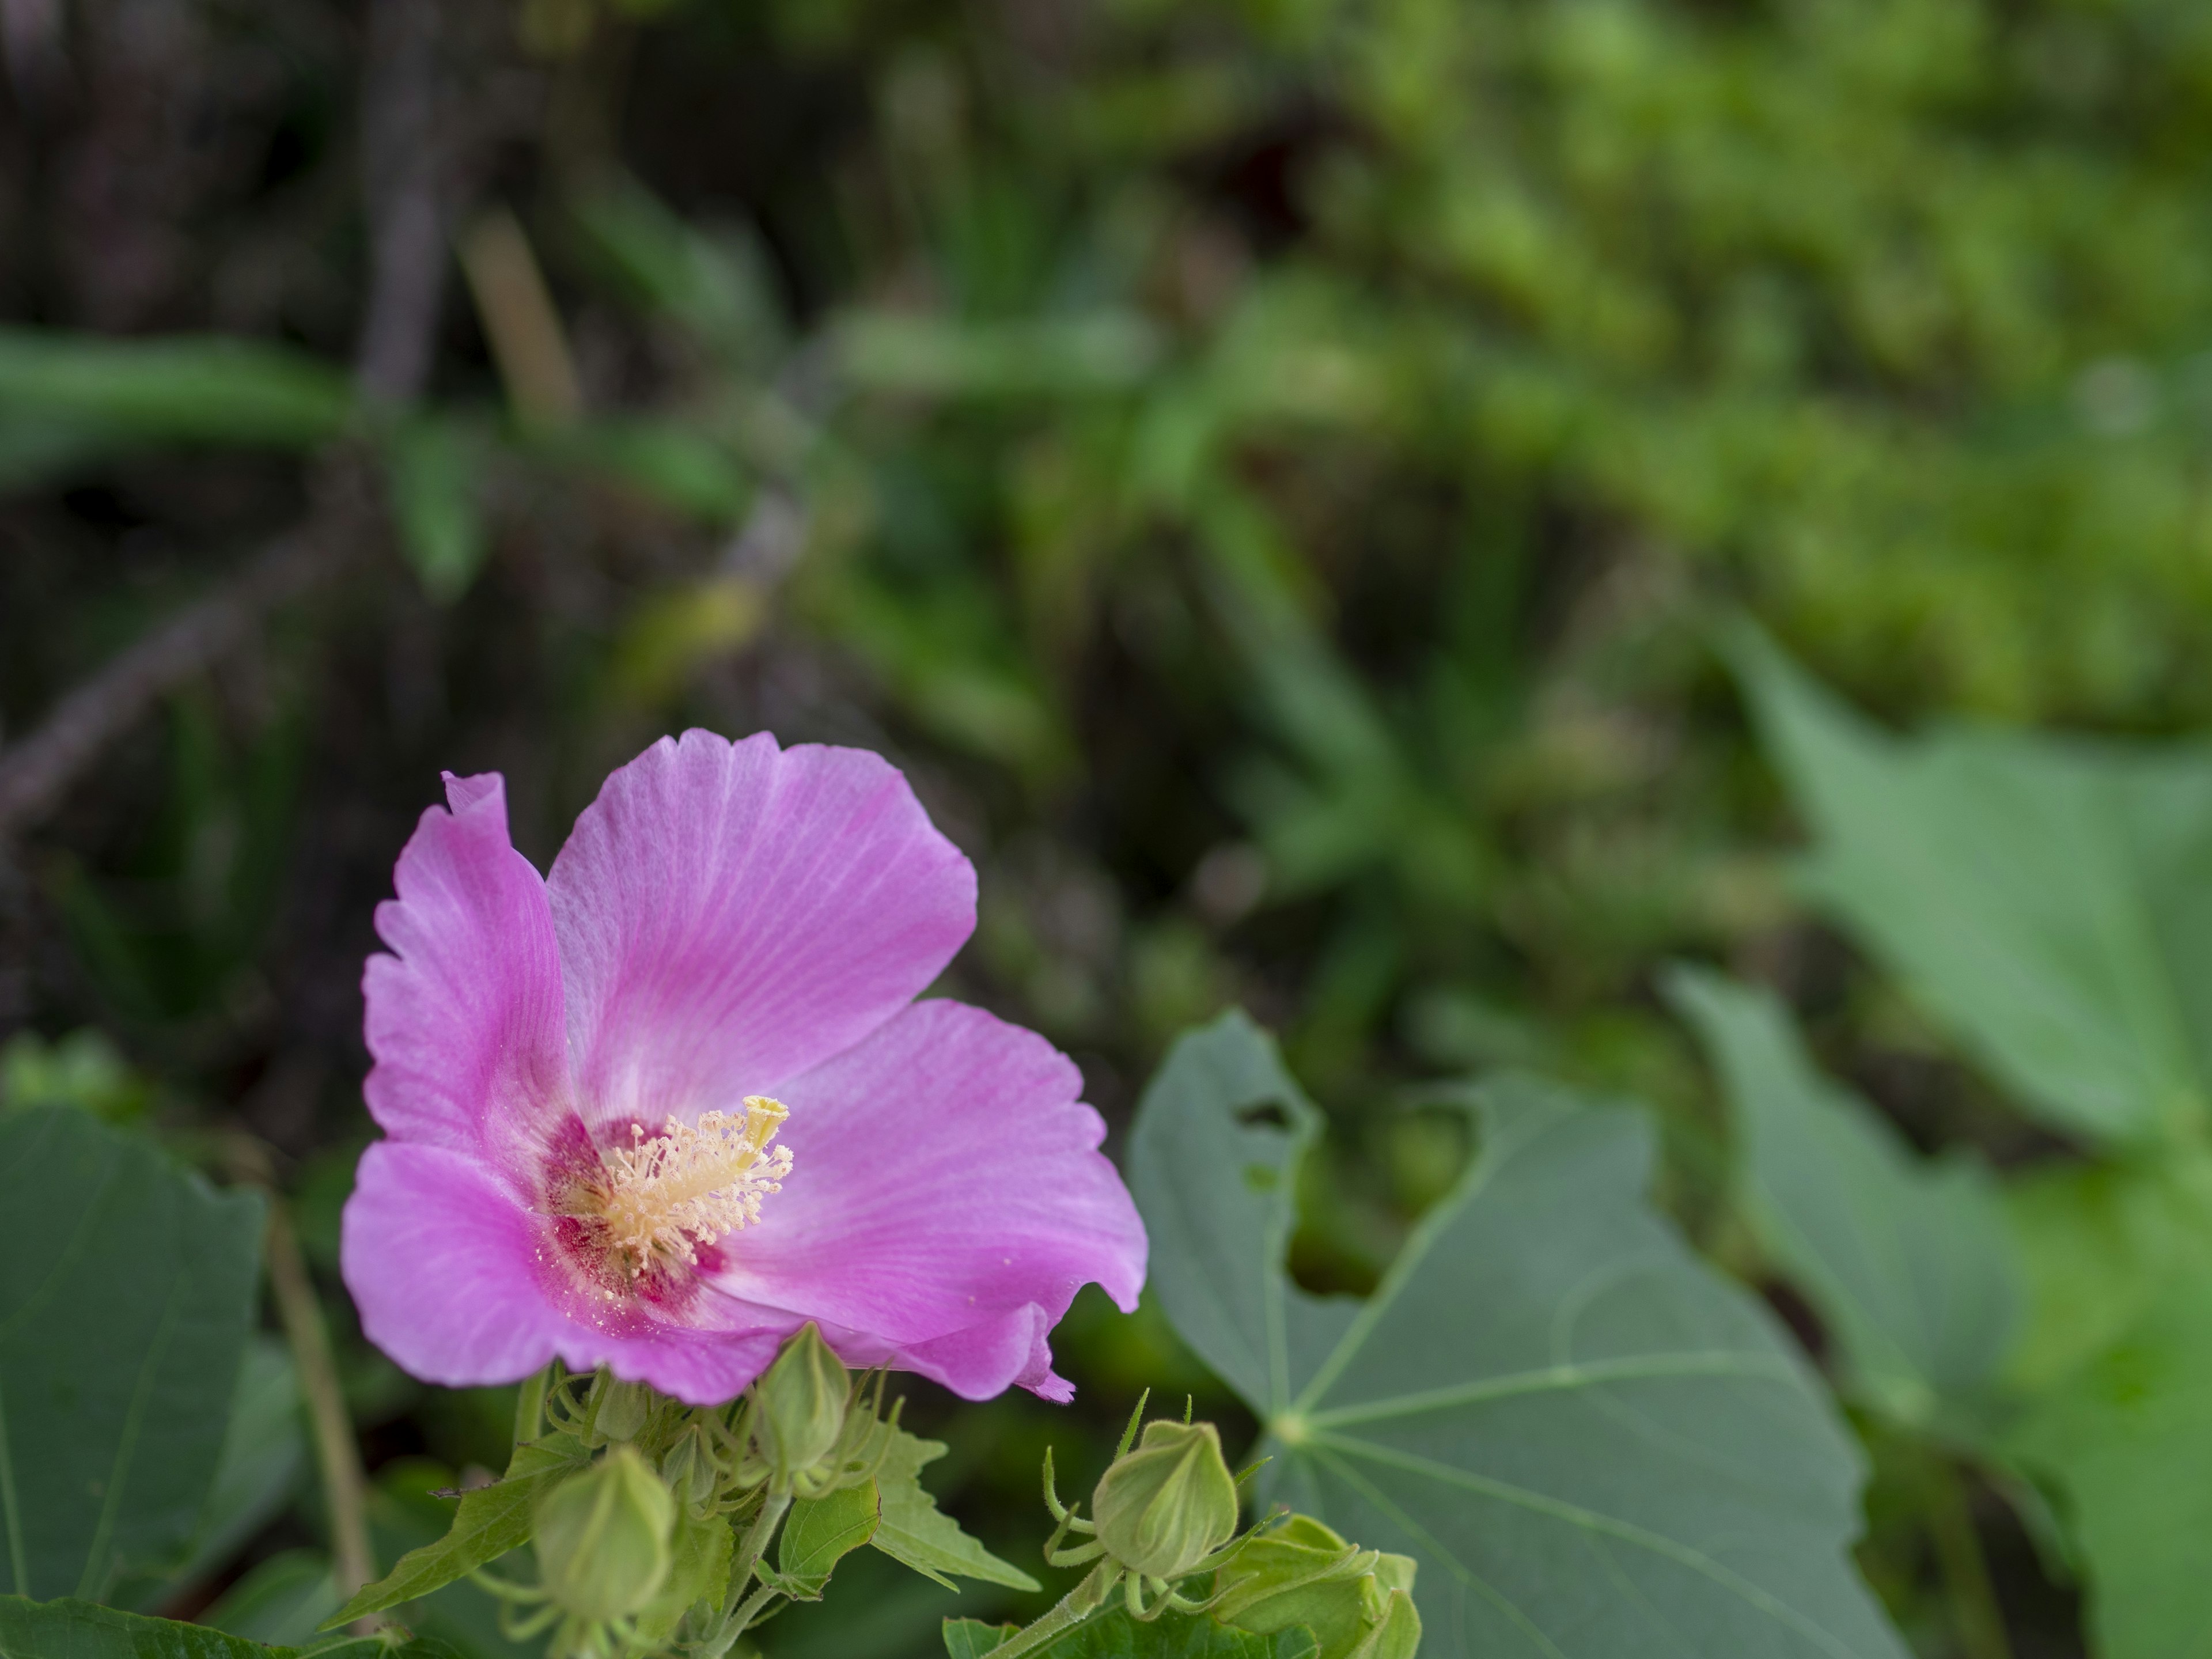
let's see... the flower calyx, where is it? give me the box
[1090,1419,1241,1581]
[744,1323,880,1495]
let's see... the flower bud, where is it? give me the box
[1090,1419,1239,1580]
[589,1376,656,1445]
[752,1323,849,1480]
[533,1445,676,1622]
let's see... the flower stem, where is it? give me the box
[693,1479,790,1657]
[982,1561,1118,1658]
[514,1363,550,1450]
[265,1198,376,1609]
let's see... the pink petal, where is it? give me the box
[346,1142,804,1405]
[342,1142,566,1387]
[548,732,976,1132]
[710,999,1147,1400]
[362,772,570,1175]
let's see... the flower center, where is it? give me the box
[595,1095,793,1272]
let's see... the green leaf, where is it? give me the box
[2005,1262,2212,1659]
[633,1504,735,1647]
[0,1107,264,1603]
[835,310,1162,400]
[774,1479,881,1600]
[1733,626,2212,1145]
[940,1611,1320,1659]
[0,330,354,449]
[200,1547,339,1646]
[533,419,751,526]
[387,416,491,603]
[868,1424,1040,1592]
[1131,1012,1908,1659]
[325,1433,589,1626]
[0,1596,460,1659]
[1666,967,2021,1428]
[121,1335,308,1611]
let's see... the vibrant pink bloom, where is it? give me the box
[342,732,1147,1406]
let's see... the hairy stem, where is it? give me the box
[265,1200,375,1608]
[982,1560,1118,1659]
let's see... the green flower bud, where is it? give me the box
[752,1323,850,1480]
[1090,1419,1239,1580]
[1358,1583,1422,1659]
[533,1445,676,1622]
[588,1376,656,1445]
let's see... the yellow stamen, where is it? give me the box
[599,1096,792,1271]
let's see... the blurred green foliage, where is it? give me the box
[15,0,2212,1653]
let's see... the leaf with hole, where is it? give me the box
[0,1106,264,1603]
[1130,1011,1908,1659]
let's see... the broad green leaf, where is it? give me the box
[1734,627,2212,1144]
[941,1612,1320,1659]
[0,330,353,448]
[1131,1012,1908,1659]
[0,1596,459,1659]
[1667,968,2021,1427]
[387,416,490,603]
[532,420,751,526]
[326,1433,589,1625]
[2000,1156,2212,1392]
[200,1548,338,1646]
[0,1107,264,1603]
[122,1335,307,1611]
[2005,1264,2212,1659]
[775,1479,881,1600]
[868,1424,1040,1592]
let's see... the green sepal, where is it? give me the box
[868,1423,1040,1592]
[322,1431,591,1626]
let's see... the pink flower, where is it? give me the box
[341,732,1147,1407]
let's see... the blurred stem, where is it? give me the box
[1925,1458,2012,1659]
[514,1363,551,1452]
[265,1200,376,1608]
[457,206,583,429]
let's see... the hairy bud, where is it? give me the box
[752,1323,850,1480]
[1091,1419,1239,1580]
[660,1425,719,1516]
[533,1445,676,1622]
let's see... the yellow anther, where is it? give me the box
[597,1096,792,1271]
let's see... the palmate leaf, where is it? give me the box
[1667,968,2022,1431]
[0,1596,456,1659]
[0,1107,264,1603]
[1733,626,2212,1146]
[1130,1012,1907,1659]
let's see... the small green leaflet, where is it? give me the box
[1733,625,2212,1146]
[941,1611,1320,1658]
[1668,968,2021,1430]
[869,1423,1041,1592]
[1130,1012,1909,1659]
[0,1596,459,1659]
[325,1433,590,1625]
[0,1107,264,1603]
[774,1479,882,1600]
